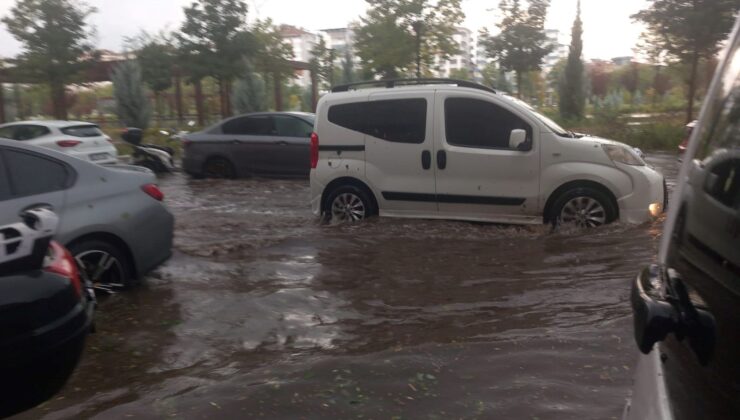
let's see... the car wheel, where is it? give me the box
[203,157,235,179]
[551,187,617,228]
[68,239,133,293]
[326,185,376,223]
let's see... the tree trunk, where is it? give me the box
[154,91,162,122]
[0,83,5,123]
[273,72,283,111]
[515,71,522,99]
[686,50,700,123]
[194,79,205,127]
[13,84,24,120]
[50,82,67,120]
[174,70,184,125]
[224,79,232,117]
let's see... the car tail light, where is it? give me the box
[45,241,82,298]
[141,183,164,201]
[182,137,192,150]
[57,140,81,147]
[310,132,319,169]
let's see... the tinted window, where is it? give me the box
[5,125,50,141]
[0,126,14,139]
[328,99,427,144]
[274,116,312,138]
[445,98,532,150]
[222,116,275,135]
[3,149,69,196]
[0,154,10,201]
[705,157,740,209]
[61,125,104,137]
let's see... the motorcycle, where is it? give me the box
[120,128,175,173]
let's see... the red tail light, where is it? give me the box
[57,140,81,147]
[182,138,192,149]
[310,132,319,169]
[141,183,164,201]
[45,241,82,298]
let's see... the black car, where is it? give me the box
[624,17,740,420]
[0,210,95,418]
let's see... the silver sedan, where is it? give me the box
[0,138,174,291]
[182,112,315,178]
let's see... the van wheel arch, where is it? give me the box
[321,177,379,217]
[543,180,619,224]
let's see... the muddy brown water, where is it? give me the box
[15,154,680,420]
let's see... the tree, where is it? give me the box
[3,0,97,119]
[449,68,473,81]
[177,0,252,118]
[354,0,464,79]
[134,33,175,119]
[559,0,585,119]
[632,0,739,122]
[111,60,151,129]
[309,37,335,88]
[481,0,552,98]
[231,59,266,113]
[587,60,611,99]
[341,49,356,84]
[251,19,294,111]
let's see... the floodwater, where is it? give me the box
[16,154,680,420]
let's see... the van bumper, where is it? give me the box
[616,164,666,224]
[309,170,324,216]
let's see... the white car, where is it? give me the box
[0,120,118,165]
[310,79,665,227]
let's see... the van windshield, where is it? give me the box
[501,95,572,137]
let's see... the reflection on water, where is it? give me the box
[16,153,679,420]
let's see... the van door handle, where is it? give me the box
[437,150,447,170]
[421,150,431,170]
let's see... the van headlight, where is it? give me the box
[602,144,646,166]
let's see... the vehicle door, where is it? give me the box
[637,30,740,419]
[219,115,277,175]
[272,115,314,176]
[363,92,437,215]
[433,92,540,222]
[0,147,70,227]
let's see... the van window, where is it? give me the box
[328,99,427,144]
[445,98,532,150]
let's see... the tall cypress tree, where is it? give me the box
[559,0,584,119]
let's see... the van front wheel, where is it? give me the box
[550,187,617,228]
[326,185,376,223]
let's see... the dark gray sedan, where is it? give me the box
[182,112,315,178]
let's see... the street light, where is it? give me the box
[412,20,424,79]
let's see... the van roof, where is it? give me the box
[331,78,497,95]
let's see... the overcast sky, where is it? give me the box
[0,0,649,60]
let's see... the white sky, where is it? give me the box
[0,0,649,60]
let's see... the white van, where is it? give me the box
[309,79,665,227]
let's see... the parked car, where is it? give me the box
[0,120,118,165]
[310,79,665,226]
[624,17,740,420]
[0,138,174,292]
[0,209,95,418]
[182,112,315,178]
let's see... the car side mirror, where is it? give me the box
[508,129,528,151]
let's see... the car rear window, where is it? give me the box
[328,99,427,144]
[60,125,104,137]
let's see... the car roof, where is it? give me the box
[0,120,97,128]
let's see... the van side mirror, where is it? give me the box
[509,129,528,151]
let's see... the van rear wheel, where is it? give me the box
[326,185,376,223]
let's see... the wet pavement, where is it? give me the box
[16,154,680,419]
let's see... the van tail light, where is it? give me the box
[45,241,82,298]
[310,132,319,169]
[57,140,81,147]
[141,183,164,201]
